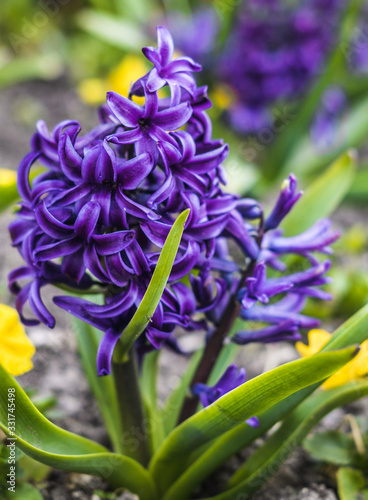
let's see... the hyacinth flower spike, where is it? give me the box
[3,23,366,500]
[9,25,340,421]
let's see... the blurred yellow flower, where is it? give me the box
[78,54,148,106]
[0,169,16,187]
[211,84,235,113]
[0,304,35,376]
[296,329,368,389]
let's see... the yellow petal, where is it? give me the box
[0,304,35,376]
[295,329,331,357]
[211,84,235,111]
[108,55,148,106]
[78,78,107,105]
[296,328,368,389]
[0,169,17,187]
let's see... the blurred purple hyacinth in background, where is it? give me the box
[218,0,345,133]
[9,26,339,384]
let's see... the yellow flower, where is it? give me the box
[0,169,17,187]
[108,55,148,105]
[77,78,108,106]
[0,304,35,376]
[296,329,368,389]
[78,54,149,106]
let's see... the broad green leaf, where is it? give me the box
[115,209,190,360]
[0,55,62,89]
[205,381,368,500]
[304,431,361,467]
[76,10,149,52]
[167,381,368,500]
[281,151,356,236]
[0,363,158,500]
[280,95,368,181]
[348,166,368,201]
[337,467,368,500]
[150,346,358,494]
[71,318,123,453]
[163,303,368,499]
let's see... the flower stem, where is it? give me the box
[112,350,151,466]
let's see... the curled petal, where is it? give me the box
[35,202,74,239]
[59,134,82,182]
[186,214,229,240]
[157,25,174,66]
[74,201,101,241]
[84,282,138,318]
[34,238,83,263]
[155,102,193,131]
[116,153,154,189]
[116,189,161,221]
[92,230,135,256]
[28,280,55,328]
[96,330,127,376]
[233,320,300,345]
[17,151,41,202]
[106,92,143,127]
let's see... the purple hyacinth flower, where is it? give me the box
[106,84,192,162]
[264,219,340,261]
[265,174,302,231]
[167,8,219,68]
[192,364,259,426]
[241,294,321,331]
[310,86,348,153]
[8,24,340,379]
[239,261,293,309]
[233,319,300,344]
[131,25,201,102]
[217,0,344,133]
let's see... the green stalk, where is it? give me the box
[112,350,151,466]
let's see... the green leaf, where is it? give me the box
[280,95,368,181]
[304,431,361,467]
[71,318,123,454]
[76,10,149,52]
[0,55,62,89]
[204,380,368,500]
[337,467,368,500]
[7,483,43,500]
[151,346,358,495]
[281,151,356,236]
[0,364,158,500]
[348,166,368,201]
[115,209,190,360]
[17,453,50,482]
